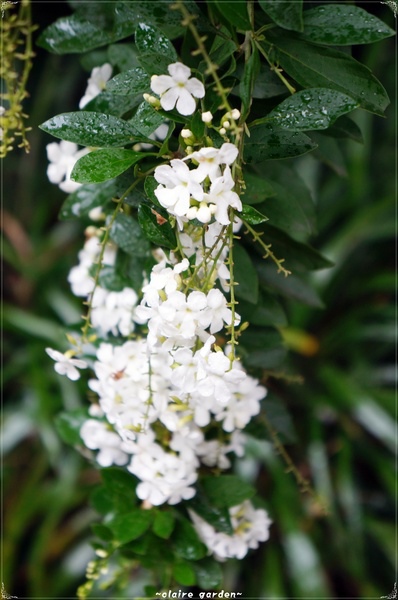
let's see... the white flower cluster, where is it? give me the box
[154,143,241,227]
[80,253,266,506]
[46,59,272,561]
[190,501,272,561]
[68,230,138,337]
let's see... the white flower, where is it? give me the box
[154,159,204,218]
[79,63,113,109]
[80,419,131,467]
[204,165,242,225]
[185,143,239,183]
[46,347,87,381]
[150,62,205,116]
[46,141,89,193]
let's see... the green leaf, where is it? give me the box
[200,475,255,509]
[110,213,151,257]
[144,176,161,207]
[214,0,251,30]
[193,558,223,590]
[188,489,234,535]
[206,26,237,72]
[91,523,114,542]
[153,510,175,539]
[108,43,139,72]
[40,112,148,147]
[129,102,165,138]
[173,560,197,586]
[238,288,287,327]
[310,133,348,177]
[37,12,136,54]
[82,92,142,118]
[252,164,316,238]
[327,115,363,144]
[173,518,207,560]
[135,22,177,60]
[119,0,187,40]
[251,63,288,99]
[60,180,115,220]
[244,123,317,162]
[234,243,259,304]
[242,172,275,205]
[106,67,151,96]
[240,326,287,369]
[266,88,358,132]
[301,5,395,46]
[256,263,324,308]
[250,224,333,272]
[138,204,177,250]
[241,204,268,225]
[71,149,147,184]
[109,510,153,544]
[240,45,260,119]
[55,409,88,446]
[264,33,390,116]
[259,0,303,32]
[101,467,137,500]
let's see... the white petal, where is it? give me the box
[176,89,196,116]
[185,77,205,98]
[168,62,191,82]
[160,86,180,112]
[151,74,174,95]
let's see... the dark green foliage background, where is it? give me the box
[2,1,395,597]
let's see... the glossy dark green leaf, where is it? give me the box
[259,0,303,32]
[240,326,287,369]
[266,88,358,132]
[200,475,255,508]
[173,560,197,586]
[244,123,317,162]
[327,115,363,143]
[193,558,223,590]
[37,11,136,54]
[82,92,141,118]
[90,486,114,515]
[238,289,287,327]
[214,0,251,30]
[241,204,269,225]
[250,224,333,272]
[109,510,153,544]
[207,27,237,71]
[301,5,395,46]
[101,467,137,498]
[118,0,187,40]
[310,133,348,177]
[110,213,151,257]
[40,112,147,147]
[251,165,316,237]
[135,22,177,63]
[97,264,132,292]
[55,409,88,446]
[106,67,151,96]
[139,53,178,76]
[152,510,175,539]
[144,176,161,207]
[71,149,147,184]
[234,243,259,304]
[240,45,260,119]
[173,518,207,560]
[188,490,234,535]
[129,102,165,138]
[60,180,115,220]
[138,204,177,249]
[108,42,139,72]
[257,262,324,307]
[264,33,390,116]
[242,172,275,205]
[251,63,288,99]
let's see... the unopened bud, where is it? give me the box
[201,111,213,123]
[181,128,193,139]
[231,108,241,120]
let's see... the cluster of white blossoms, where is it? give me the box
[46,60,272,561]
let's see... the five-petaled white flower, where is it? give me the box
[46,347,87,380]
[151,63,205,116]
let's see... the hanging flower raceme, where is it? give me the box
[44,53,273,573]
